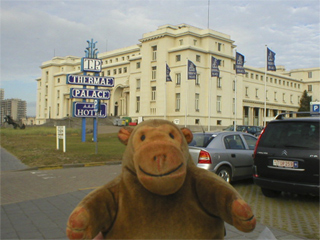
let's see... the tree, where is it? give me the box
[298,90,312,113]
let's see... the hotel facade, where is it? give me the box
[36,24,320,127]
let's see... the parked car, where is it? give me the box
[223,125,263,136]
[188,131,257,182]
[253,113,320,197]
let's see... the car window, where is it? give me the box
[224,135,245,149]
[259,121,319,149]
[243,135,257,150]
[189,134,214,147]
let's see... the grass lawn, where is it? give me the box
[0,126,125,167]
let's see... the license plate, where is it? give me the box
[273,160,298,168]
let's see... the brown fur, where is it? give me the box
[67,119,256,239]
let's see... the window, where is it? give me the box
[176,55,181,62]
[176,73,181,85]
[232,80,236,91]
[152,66,157,80]
[152,46,157,61]
[46,71,49,83]
[57,78,60,83]
[118,68,122,74]
[179,39,183,45]
[136,79,141,89]
[243,135,258,150]
[217,96,221,112]
[217,120,222,125]
[308,71,312,78]
[232,98,235,114]
[45,86,48,96]
[107,70,111,75]
[274,91,277,101]
[245,87,249,97]
[224,135,245,149]
[195,74,200,85]
[124,67,127,73]
[57,104,60,116]
[193,39,197,46]
[136,97,140,113]
[195,93,199,111]
[151,87,156,101]
[57,90,60,99]
[290,94,293,103]
[217,43,222,51]
[255,88,259,98]
[308,85,313,92]
[151,108,156,115]
[113,69,117,75]
[283,93,286,102]
[175,93,181,111]
[196,55,201,62]
[266,90,269,100]
[217,78,222,88]
[136,62,140,69]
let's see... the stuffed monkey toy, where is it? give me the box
[67,119,256,239]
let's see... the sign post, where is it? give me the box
[56,126,66,152]
[67,39,114,143]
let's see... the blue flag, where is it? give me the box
[235,52,246,74]
[267,48,276,71]
[211,56,220,77]
[166,64,172,82]
[187,60,197,80]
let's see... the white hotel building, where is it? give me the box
[36,24,320,127]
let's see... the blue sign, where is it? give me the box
[81,58,102,72]
[311,103,320,113]
[67,75,114,87]
[70,88,110,100]
[73,102,107,118]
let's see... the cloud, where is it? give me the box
[1,0,319,116]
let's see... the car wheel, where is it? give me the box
[261,188,281,198]
[216,166,231,183]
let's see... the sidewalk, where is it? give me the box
[0,148,308,239]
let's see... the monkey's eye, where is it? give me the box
[169,133,174,139]
[140,135,146,141]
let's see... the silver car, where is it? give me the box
[188,131,257,183]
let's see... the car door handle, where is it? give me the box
[231,154,236,158]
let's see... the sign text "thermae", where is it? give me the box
[70,88,111,100]
[67,75,114,87]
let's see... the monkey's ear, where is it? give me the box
[181,128,193,144]
[118,127,133,145]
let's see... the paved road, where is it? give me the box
[1,147,316,239]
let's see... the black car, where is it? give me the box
[223,125,263,136]
[253,112,319,197]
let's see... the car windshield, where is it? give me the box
[259,121,319,150]
[188,133,215,147]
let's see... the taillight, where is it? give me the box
[198,150,212,164]
[253,128,265,159]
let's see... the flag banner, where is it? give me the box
[187,60,197,80]
[235,52,246,74]
[166,64,172,82]
[267,48,276,71]
[211,56,220,77]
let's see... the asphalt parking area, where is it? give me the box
[232,179,319,239]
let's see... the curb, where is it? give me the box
[17,161,122,171]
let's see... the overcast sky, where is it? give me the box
[1,0,319,116]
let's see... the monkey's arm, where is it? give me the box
[192,167,256,232]
[67,177,120,239]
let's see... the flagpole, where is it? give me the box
[208,58,212,131]
[234,74,237,131]
[264,45,267,126]
[185,58,188,127]
[234,49,237,132]
[164,62,167,120]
